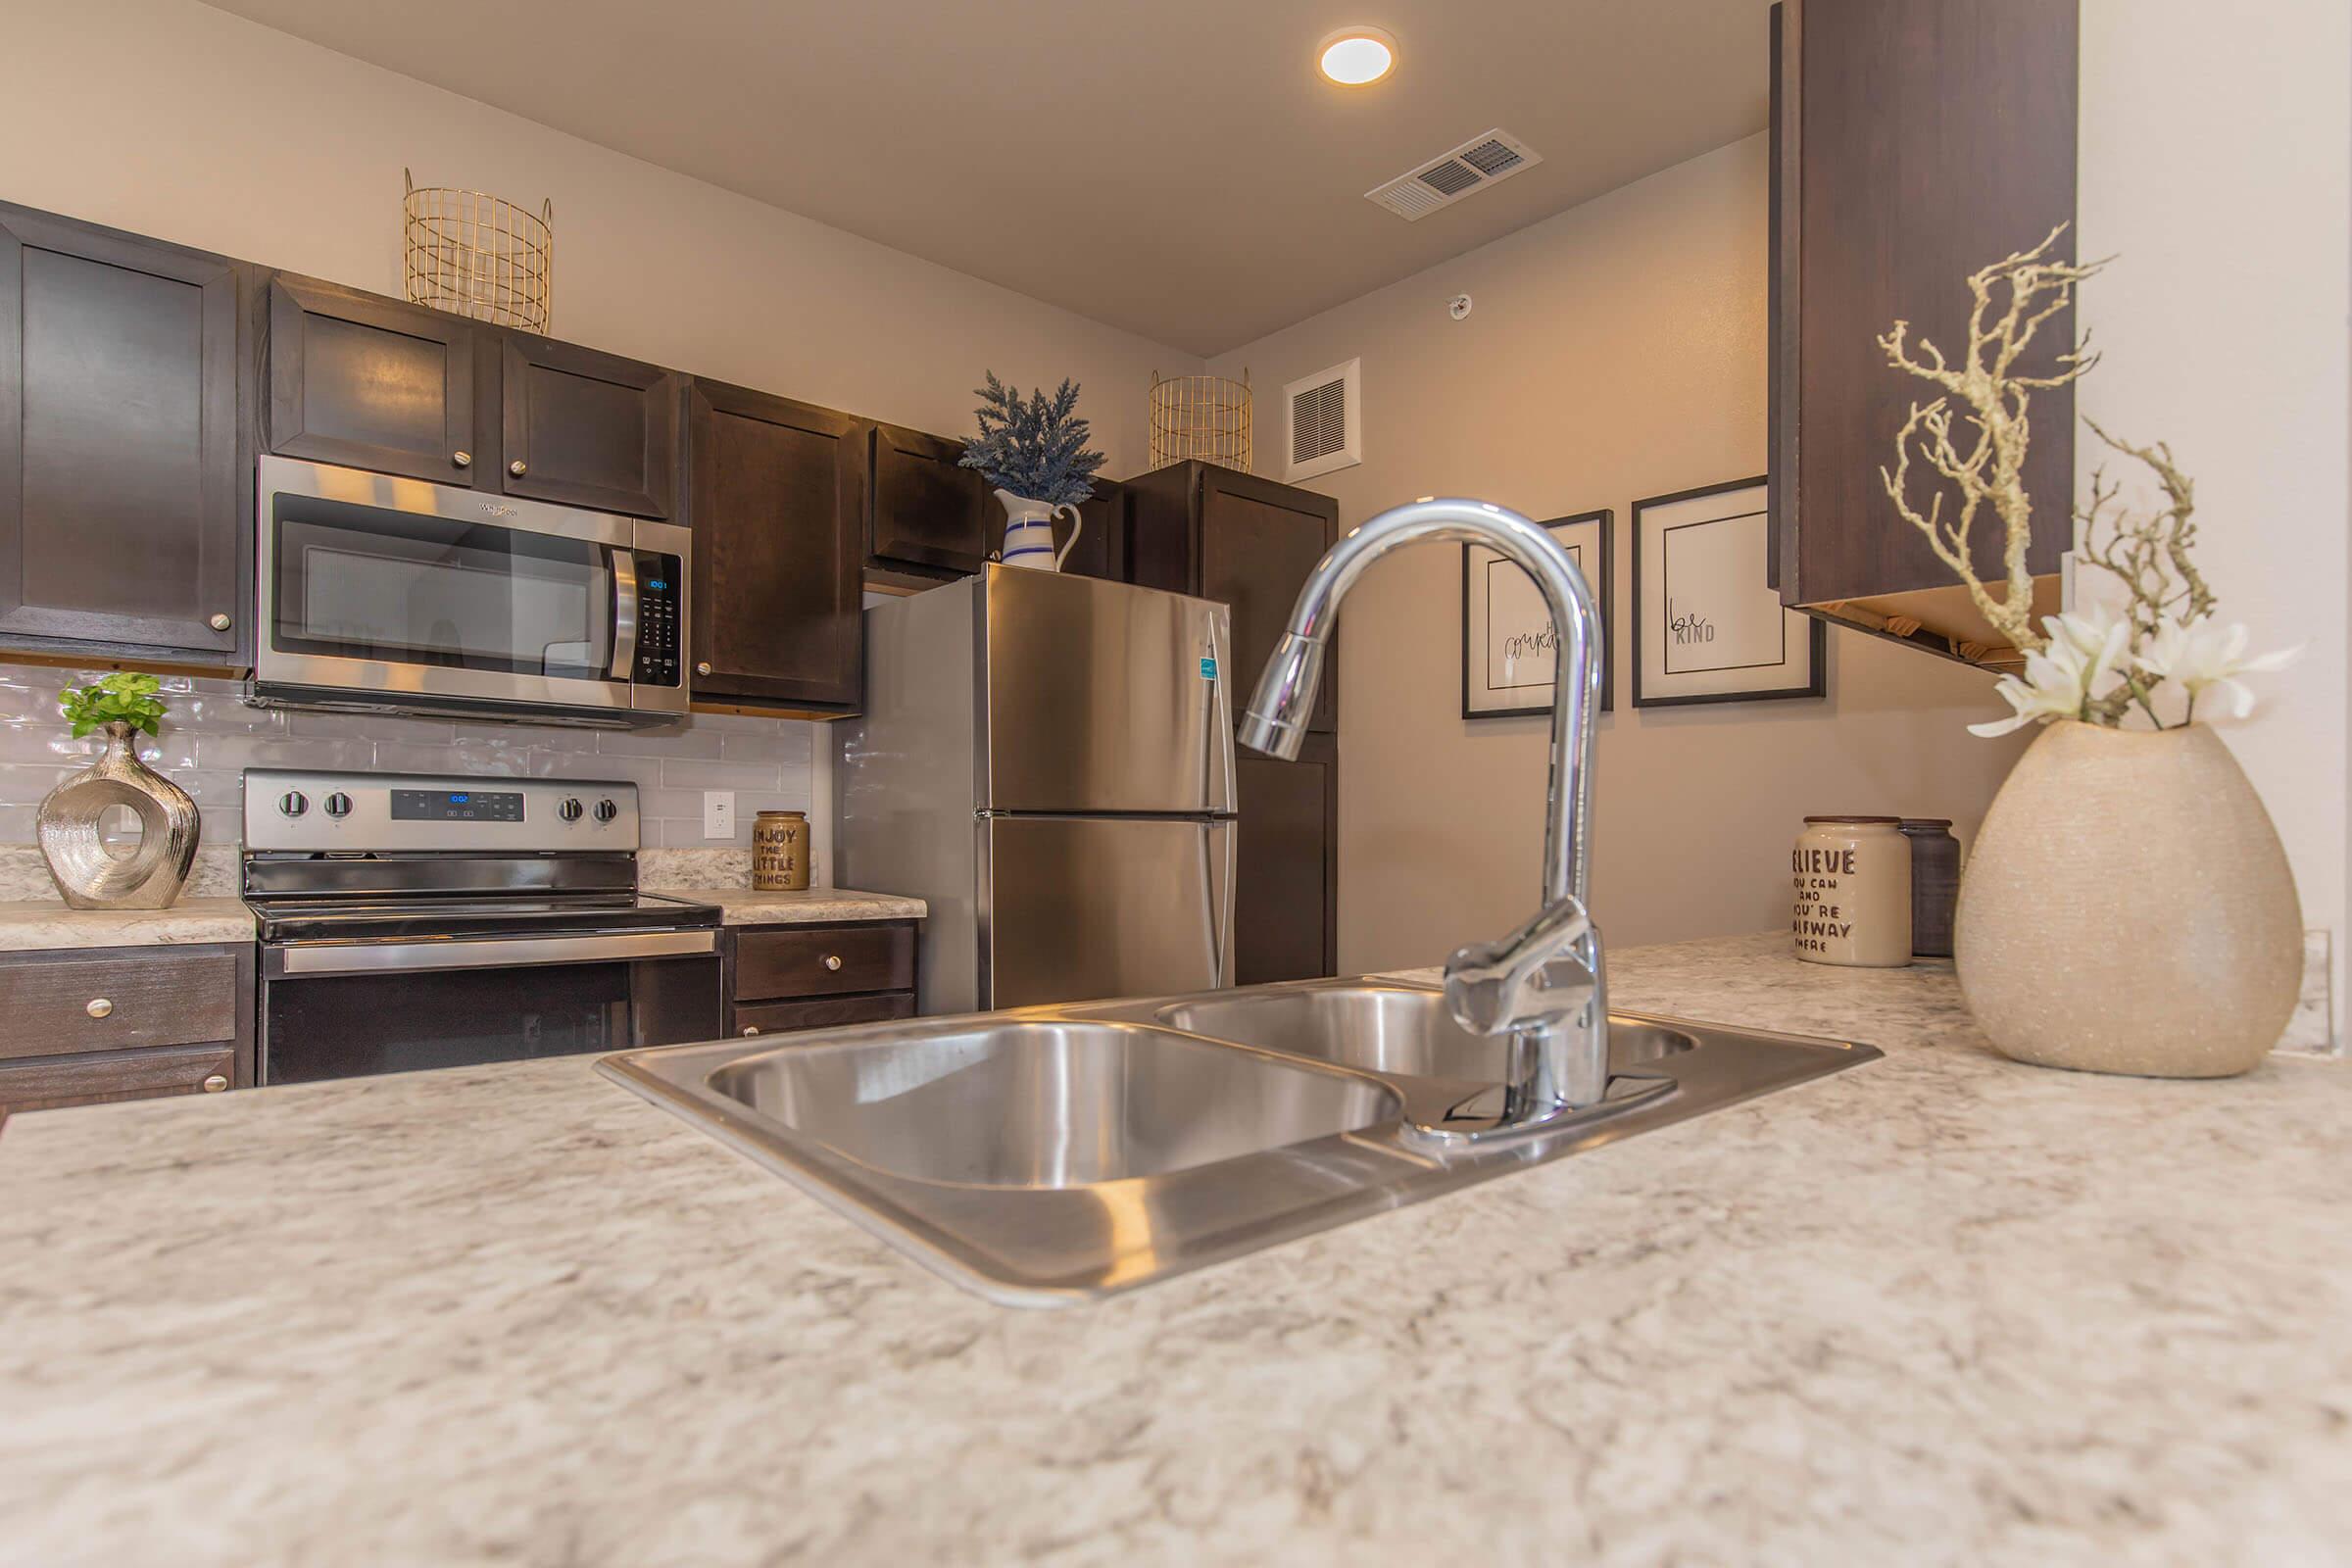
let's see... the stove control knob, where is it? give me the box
[558,798,584,822]
[323,792,353,819]
[278,791,308,818]
[594,798,619,824]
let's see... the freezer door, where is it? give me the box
[981,815,1235,1009]
[980,566,1235,815]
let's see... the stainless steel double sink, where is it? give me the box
[600,978,1880,1306]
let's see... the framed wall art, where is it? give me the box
[1631,477,1823,708]
[1460,508,1612,718]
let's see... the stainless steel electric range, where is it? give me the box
[243,769,723,1085]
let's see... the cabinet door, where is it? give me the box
[0,205,244,662]
[869,422,990,574]
[1234,731,1337,985]
[501,334,679,517]
[1059,477,1128,582]
[1769,0,2076,608]
[1197,466,1340,733]
[268,274,478,486]
[686,380,865,709]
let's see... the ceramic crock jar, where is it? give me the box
[1956,720,2301,1078]
[1792,816,1913,967]
[751,810,810,891]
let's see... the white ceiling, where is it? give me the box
[202,0,1772,356]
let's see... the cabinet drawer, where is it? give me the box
[733,992,915,1038]
[0,951,241,1060]
[0,1044,234,1114]
[734,924,915,1000]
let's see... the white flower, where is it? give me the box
[1967,611,2131,738]
[2135,616,2300,720]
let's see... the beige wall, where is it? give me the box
[2076,0,2350,1039]
[1209,136,2032,972]
[0,0,1198,471]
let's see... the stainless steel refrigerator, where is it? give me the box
[835,565,1236,1015]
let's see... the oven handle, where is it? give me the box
[609,546,639,683]
[273,928,714,977]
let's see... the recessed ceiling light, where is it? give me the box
[1318,26,1396,86]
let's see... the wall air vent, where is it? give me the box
[1365,128,1544,221]
[1285,358,1361,482]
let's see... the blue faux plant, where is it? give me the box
[958,372,1106,507]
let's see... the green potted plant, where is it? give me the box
[37,673,200,909]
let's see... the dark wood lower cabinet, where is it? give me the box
[1234,732,1338,984]
[0,943,254,1118]
[724,921,921,1038]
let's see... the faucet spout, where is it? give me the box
[1240,497,1612,1129]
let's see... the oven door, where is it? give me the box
[255,456,688,721]
[260,929,723,1085]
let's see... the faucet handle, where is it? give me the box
[1444,895,1596,1036]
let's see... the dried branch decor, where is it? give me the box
[1878,225,2102,655]
[1879,228,2296,736]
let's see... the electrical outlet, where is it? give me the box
[703,791,735,840]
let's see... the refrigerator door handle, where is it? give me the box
[1204,612,1235,816]
[1206,817,1236,989]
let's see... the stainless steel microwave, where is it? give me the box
[252,456,690,728]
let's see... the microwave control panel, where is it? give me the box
[632,552,683,688]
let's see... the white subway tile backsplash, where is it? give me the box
[0,661,822,852]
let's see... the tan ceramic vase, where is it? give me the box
[1955,720,2301,1078]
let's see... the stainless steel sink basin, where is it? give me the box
[706,1020,1399,1188]
[602,977,1880,1306]
[1158,980,1695,1082]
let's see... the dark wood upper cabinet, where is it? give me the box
[685,379,866,710]
[501,334,679,518]
[1127,461,1340,733]
[0,203,247,664]
[267,273,479,487]
[1770,0,2078,663]
[1058,477,1129,582]
[1234,730,1338,984]
[868,422,990,575]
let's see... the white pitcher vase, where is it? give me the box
[994,489,1082,571]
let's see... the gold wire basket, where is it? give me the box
[402,169,554,332]
[1148,370,1252,473]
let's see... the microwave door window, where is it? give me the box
[272,498,613,679]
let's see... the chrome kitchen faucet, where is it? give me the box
[1238,497,1612,1139]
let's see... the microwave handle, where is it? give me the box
[609,547,639,682]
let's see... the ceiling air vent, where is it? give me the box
[1285,358,1361,482]
[1366,128,1544,221]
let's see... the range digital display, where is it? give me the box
[390,788,524,822]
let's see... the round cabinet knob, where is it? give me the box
[322,792,353,819]
[208,612,232,632]
[509,460,528,477]
[202,1074,228,1093]
[695,662,712,676]
[85,997,113,1019]
[741,1026,762,1037]
[453,450,472,468]
[278,790,309,818]
[593,799,619,824]
[822,955,844,972]
[558,798,584,822]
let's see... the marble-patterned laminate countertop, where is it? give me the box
[662,887,926,925]
[0,897,254,951]
[1,932,2346,1565]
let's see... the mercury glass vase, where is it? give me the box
[1955,719,2301,1077]
[35,720,201,909]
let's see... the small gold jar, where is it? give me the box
[752,810,810,891]
[1792,815,1912,967]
